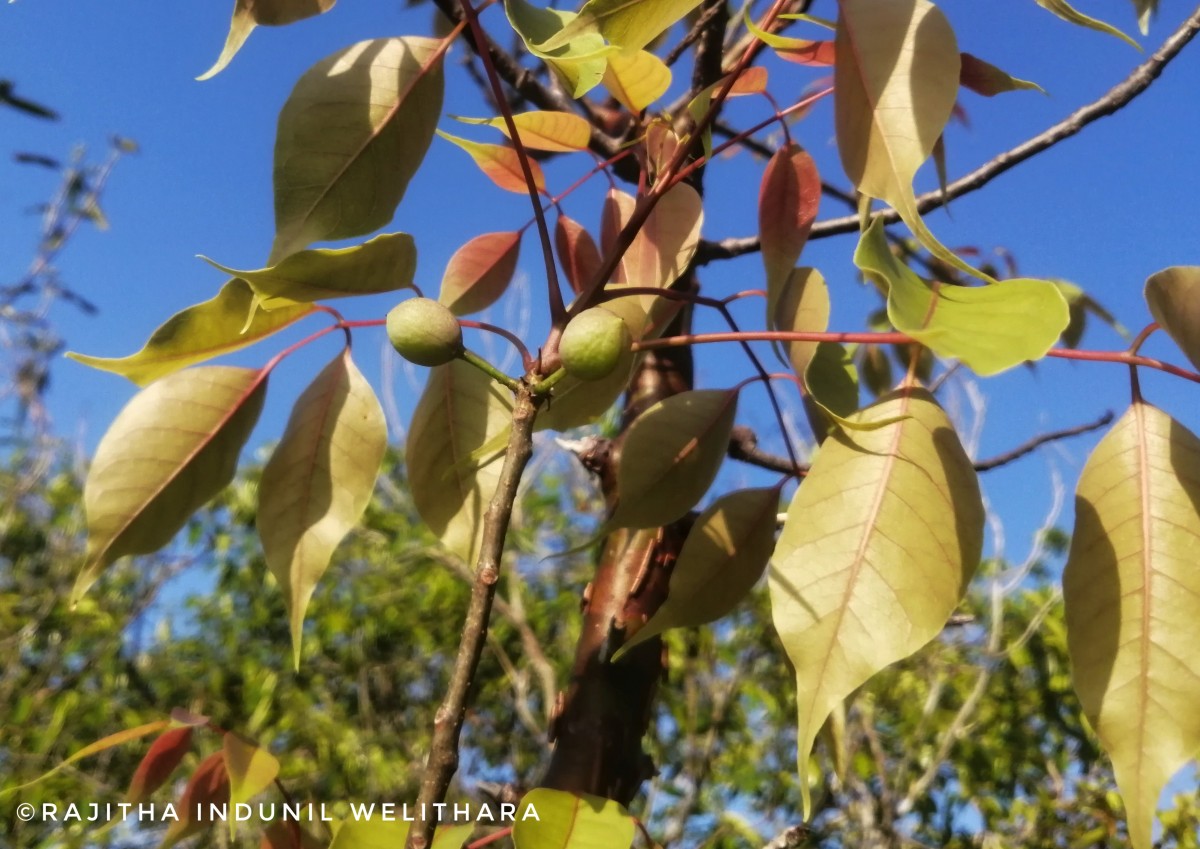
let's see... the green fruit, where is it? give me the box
[386,298,463,367]
[559,307,632,381]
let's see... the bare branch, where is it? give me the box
[697,4,1200,262]
[407,385,543,849]
[973,411,1114,471]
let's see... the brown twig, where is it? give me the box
[972,411,1114,471]
[407,385,543,849]
[696,4,1200,261]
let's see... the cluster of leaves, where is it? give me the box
[7,0,1200,847]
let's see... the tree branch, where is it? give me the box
[697,4,1200,262]
[972,411,1114,471]
[407,385,542,849]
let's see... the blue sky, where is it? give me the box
[3,2,1199,558]
[4,0,1200,830]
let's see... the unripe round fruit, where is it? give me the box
[559,307,632,381]
[386,298,463,367]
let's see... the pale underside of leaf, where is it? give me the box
[607,389,738,530]
[1144,266,1200,373]
[605,184,703,310]
[67,279,312,386]
[768,387,983,817]
[258,351,387,667]
[272,37,444,262]
[618,486,780,657]
[772,266,830,380]
[76,366,268,604]
[199,0,337,81]
[1063,403,1200,849]
[407,360,514,563]
[203,232,417,309]
[555,214,602,295]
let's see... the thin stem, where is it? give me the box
[460,348,521,391]
[406,386,543,849]
[459,319,534,370]
[457,0,565,326]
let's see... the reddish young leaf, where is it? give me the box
[438,231,522,315]
[727,66,769,94]
[777,40,835,65]
[126,726,194,804]
[959,52,1044,96]
[555,215,602,295]
[162,751,230,847]
[759,143,821,295]
[169,707,211,727]
[437,131,546,194]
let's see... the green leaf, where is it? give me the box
[505,0,613,98]
[855,217,1068,375]
[1035,0,1140,48]
[772,266,829,379]
[805,341,860,421]
[453,110,591,152]
[437,130,547,195]
[202,233,416,309]
[602,50,672,112]
[67,279,312,386]
[512,789,635,849]
[539,0,704,52]
[768,387,983,817]
[1063,403,1200,849]
[1144,266,1200,372]
[74,367,268,605]
[617,486,780,658]
[959,52,1044,97]
[759,144,821,298]
[432,824,476,849]
[438,231,522,316]
[407,360,514,563]
[223,732,279,811]
[257,351,386,668]
[607,389,738,530]
[199,0,336,81]
[272,37,444,261]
